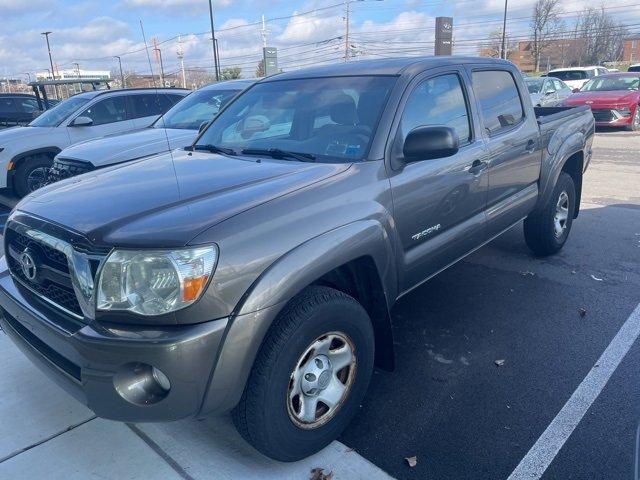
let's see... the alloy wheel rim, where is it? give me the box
[554,191,569,238]
[287,331,357,429]
[27,167,49,192]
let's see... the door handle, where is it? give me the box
[468,159,488,175]
[525,139,536,153]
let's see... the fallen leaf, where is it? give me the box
[310,468,333,480]
[590,274,604,282]
[495,359,506,367]
[405,456,417,467]
[579,307,587,317]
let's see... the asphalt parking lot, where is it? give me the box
[0,129,639,479]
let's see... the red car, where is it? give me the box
[563,72,640,130]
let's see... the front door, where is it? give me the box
[388,69,489,293]
[66,95,134,144]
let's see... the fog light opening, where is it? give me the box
[113,363,171,406]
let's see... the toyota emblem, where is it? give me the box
[19,250,37,281]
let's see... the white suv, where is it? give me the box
[546,66,609,91]
[0,88,187,197]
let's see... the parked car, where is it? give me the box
[0,88,188,197]
[0,94,46,128]
[628,64,640,72]
[525,76,572,106]
[48,79,254,184]
[546,66,609,91]
[562,72,640,130]
[0,57,594,462]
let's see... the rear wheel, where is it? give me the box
[524,171,576,256]
[13,154,53,197]
[232,286,375,461]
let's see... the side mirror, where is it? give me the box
[72,116,93,127]
[572,88,580,93]
[240,115,270,139]
[198,121,209,134]
[403,126,459,163]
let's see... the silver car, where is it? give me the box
[525,76,572,107]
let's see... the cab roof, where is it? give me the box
[262,56,514,81]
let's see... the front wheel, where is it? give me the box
[524,171,576,256]
[232,286,375,461]
[625,107,640,131]
[13,155,53,197]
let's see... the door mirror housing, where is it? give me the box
[402,126,459,163]
[72,116,93,127]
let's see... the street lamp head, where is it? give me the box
[41,31,52,36]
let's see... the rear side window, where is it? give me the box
[79,97,127,126]
[399,73,471,145]
[18,98,40,113]
[472,70,524,135]
[129,93,174,119]
[165,93,185,106]
[0,98,17,113]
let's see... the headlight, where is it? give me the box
[97,246,217,316]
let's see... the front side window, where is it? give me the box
[29,95,90,127]
[399,74,471,145]
[19,98,40,113]
[79,97,127,126]
[197,76,396,162]
[155,89,239,130]
[472,70,524,135]
[0,98,17,114]
[550,70,588,81]
[525,78,545,94]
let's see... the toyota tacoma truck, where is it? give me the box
[0,57,594,462]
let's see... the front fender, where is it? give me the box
[199,220,397,415]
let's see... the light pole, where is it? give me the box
[208,0,220,81]
[153,47,165,86]
[500,0,508,60]
[114,56,125,88]
[41,31,58,99]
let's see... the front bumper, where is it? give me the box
[0,270,229,422]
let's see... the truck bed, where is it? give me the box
[534,105,592,125]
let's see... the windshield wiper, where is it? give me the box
[241,148,316,162]
[188,144,237,156]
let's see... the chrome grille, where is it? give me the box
[48,157,94,183]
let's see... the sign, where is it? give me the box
[434,17,453,56]
[263,47,278,77]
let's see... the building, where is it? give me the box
[622,38,640,63]
[35,69,111,81]
[508,39,583,72]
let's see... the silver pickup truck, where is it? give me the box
[0,57,594,462]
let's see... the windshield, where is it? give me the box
[580,76,640,92]
[154,88,240,130]
[525,78,545,94]
[29,96,91,127]
[196,76,396,162]
[549,70,589,81]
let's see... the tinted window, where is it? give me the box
[0,98,17,114]
[18,98,40,113]
[472,70,524,135]
[549,70,588,81]
[400,74,471,144]
[79,97,127,126]
[129,93,175,119]
[30,95,91,127]
[156,89,240,130]
[628,65,640,72]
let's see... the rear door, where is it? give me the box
[469,67,541,237]
[15,97,41,124]
[66,94,134,144]
[0,97,18,126]
[127,93,176,129]
[388,67,490,292]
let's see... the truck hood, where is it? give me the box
[18,149,350,247]
[0,126,56,146]
[59,128,197,167]
[564,90,638,107]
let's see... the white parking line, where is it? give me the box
[508,303,640,480]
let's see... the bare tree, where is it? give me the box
[530,0,563,71]
[483,30,517,59]
[255,59,265,78]
[569,7,629,66]
[220,67,242,80]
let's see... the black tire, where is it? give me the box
[232,285,375,462]
[13,154,53,197]
[625,107,640,131]
[524,171,576,256]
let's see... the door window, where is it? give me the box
[472,70,524,135]
[79,97,127,126]
[399,73,471,145]
[129,93,173,119]
[0,98,17,114]
[18,98,40,113]
[552,79,564,91]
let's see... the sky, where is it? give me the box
[1,0,638,80]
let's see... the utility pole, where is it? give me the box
[72,62,80,78]
[208,0,220,81]
[260,14,269,48]
[344,0,351,61]
[500,0,508,59]
[177,36,186,88]
[154,47,165,86]
[41,31,58,99]
[114,56,125,88]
